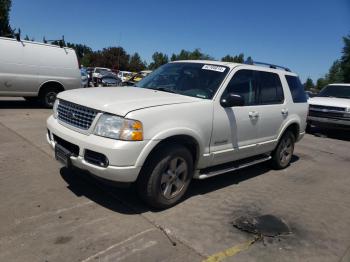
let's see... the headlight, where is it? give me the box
[94,114,143,141]
[53,99,59,119]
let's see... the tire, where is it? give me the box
[137,144,194,209]
[39,87,59,108]
[271,131,295,170]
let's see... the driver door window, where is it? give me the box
[225,69,258,106]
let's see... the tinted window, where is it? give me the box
[258,72,284,104]
[285,75,307,103]
[225,70,258,106]
[318,85,350,99]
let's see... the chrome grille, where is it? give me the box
[57,100,98,130]
[309,105,346,112]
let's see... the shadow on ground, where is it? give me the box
[0,99,43,109]
[60,155,299,214]
[307,126,350,142]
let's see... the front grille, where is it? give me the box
[58,100,98,130]
[309,110,348,119]
[309,105,346,112]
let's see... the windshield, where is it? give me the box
[318,85,350,99]
[135,62,229,99]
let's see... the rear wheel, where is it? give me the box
[39,87,59,108]
[271,131,295,169]
[137,144,193,209]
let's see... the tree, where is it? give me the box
[316,78,327,90]
[129,52,146,72]
[0,0,13,37]
[66,42,93,63]
[170,48,212,61]
[304,78,314,90]
[341,34,350,83]
[149,52,169,70]
[89,47,130,70]
[221,53,245,63]
[326,60,343,83]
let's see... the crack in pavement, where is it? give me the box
[0,120,205,259]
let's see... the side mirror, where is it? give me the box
[220,93,244,107]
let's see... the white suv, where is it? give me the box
[47,60,308,208]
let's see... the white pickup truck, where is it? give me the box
[308,84,350,129]
[47,60,308,208]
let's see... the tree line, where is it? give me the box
[304,35,350,91]
[1,0,349,81]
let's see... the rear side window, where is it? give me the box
[225,70,258,106]
[285,75,307,103]
[257,72,284,104]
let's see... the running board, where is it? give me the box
[196,155,271,180]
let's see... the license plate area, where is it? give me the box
[55,143,72,167]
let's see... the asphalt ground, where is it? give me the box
[1,97,349,262]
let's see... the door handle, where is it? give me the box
[281,108,288,116]
[249,111,259,119]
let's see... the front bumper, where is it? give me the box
[307,116,350,128]
[47,115,145,182]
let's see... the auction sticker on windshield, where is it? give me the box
[202,65,226,72]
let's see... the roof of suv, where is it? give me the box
[171,60,297,76]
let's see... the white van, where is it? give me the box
[0,37,81,107]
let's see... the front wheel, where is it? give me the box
[271,131,295,169]
[137,145,193,209]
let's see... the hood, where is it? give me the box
[309,96,350,109]
[58,87,201,116]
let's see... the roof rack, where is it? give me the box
[43,35,65,48]
[244,59,291,72]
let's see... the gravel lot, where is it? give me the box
[1,97,350,262]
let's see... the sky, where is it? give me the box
[10,0,350,82]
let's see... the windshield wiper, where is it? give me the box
[149,87,176,94]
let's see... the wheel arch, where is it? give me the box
[137,134,202,172]
[277,121,300,142]
[38,80,65,95]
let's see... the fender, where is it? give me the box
[134,127,205,168]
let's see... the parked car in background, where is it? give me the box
[47,60,308,208]
[306,91,317,99]
[122,73,146,86]
[117,71,133,82]
[308,84,350,129]
[80,68,89,88]
[92,67,111,78]
[0,37,81,107]
[98,72,122,87]
[140,70,152,76]
[92,67,112,86]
